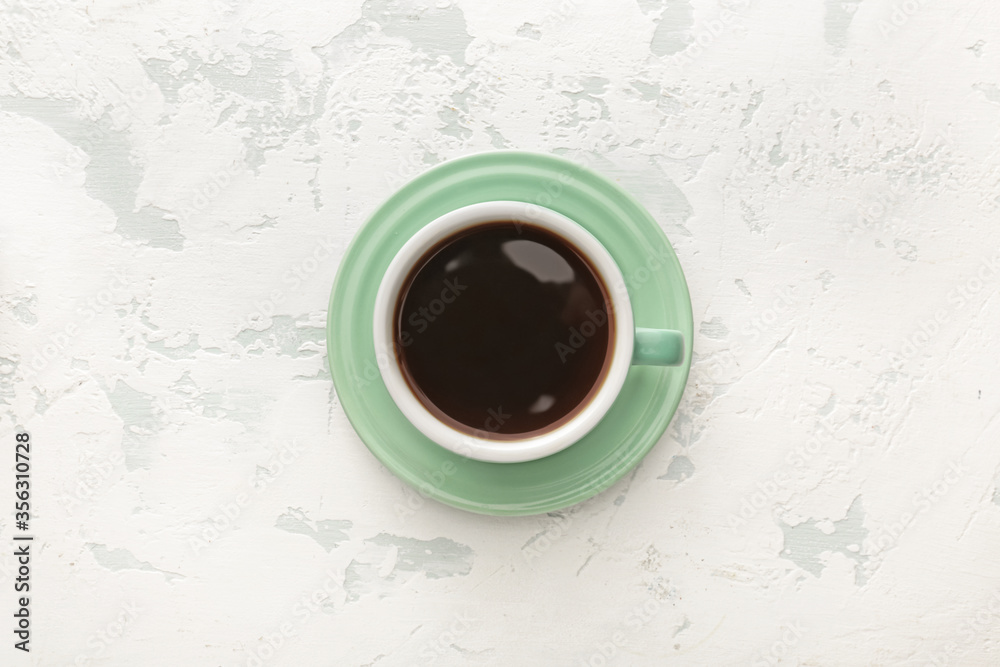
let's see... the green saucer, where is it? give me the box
[327,151,692,516]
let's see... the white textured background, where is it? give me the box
[2,0,1000,665]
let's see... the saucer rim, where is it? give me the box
[327,150,693,516]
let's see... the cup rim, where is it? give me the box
[372,201,635,463]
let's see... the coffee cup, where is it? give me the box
[372,201,684,463]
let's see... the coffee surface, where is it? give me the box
[395,221,613,437]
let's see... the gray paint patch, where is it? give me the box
[699,317,729,340]
[103,379,165,470]
[659,455,695,482]
[740,90,764,129]
[437,106,471,141]
[215,102,239,127]
[145,334,201,360]
[368,533,473,579]
[309,169,323,211]
[441,82,480,141]
[364,0,471,64]
[196,44,292,103]
[140,57,188,107]
[824,0,861,52]
[561,76,612,121]
[631,80,661,102]
[973,83,1000,104]
[142,41,295,107]
[32,388,49,415]
[650,0,694,57]
[516,23,541,40]
[275,508,352,552]
[105,380,160,425]
[344,533,473,602]
[668,406,706,449]
[294,355,332,382]
[769,134,788,166]
[816,393,837,417]
[894,239,918,262]
[484,125,509,148]
[577,76,610,98]
[779,495,868,583]
[140,311,160,331]
[235,315,325,358]
[169,371,272,427]
[200,390,272,426]
[742,200,768,235]
[11,294,38,326]
[0,356,18,375]
[86,543,183,581]
[0,97,184,250]
[144,37,329,171]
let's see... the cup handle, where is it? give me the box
[632,328,685,366]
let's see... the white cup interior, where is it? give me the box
[372,201,634,463]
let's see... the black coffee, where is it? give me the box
[394,221,614,438]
